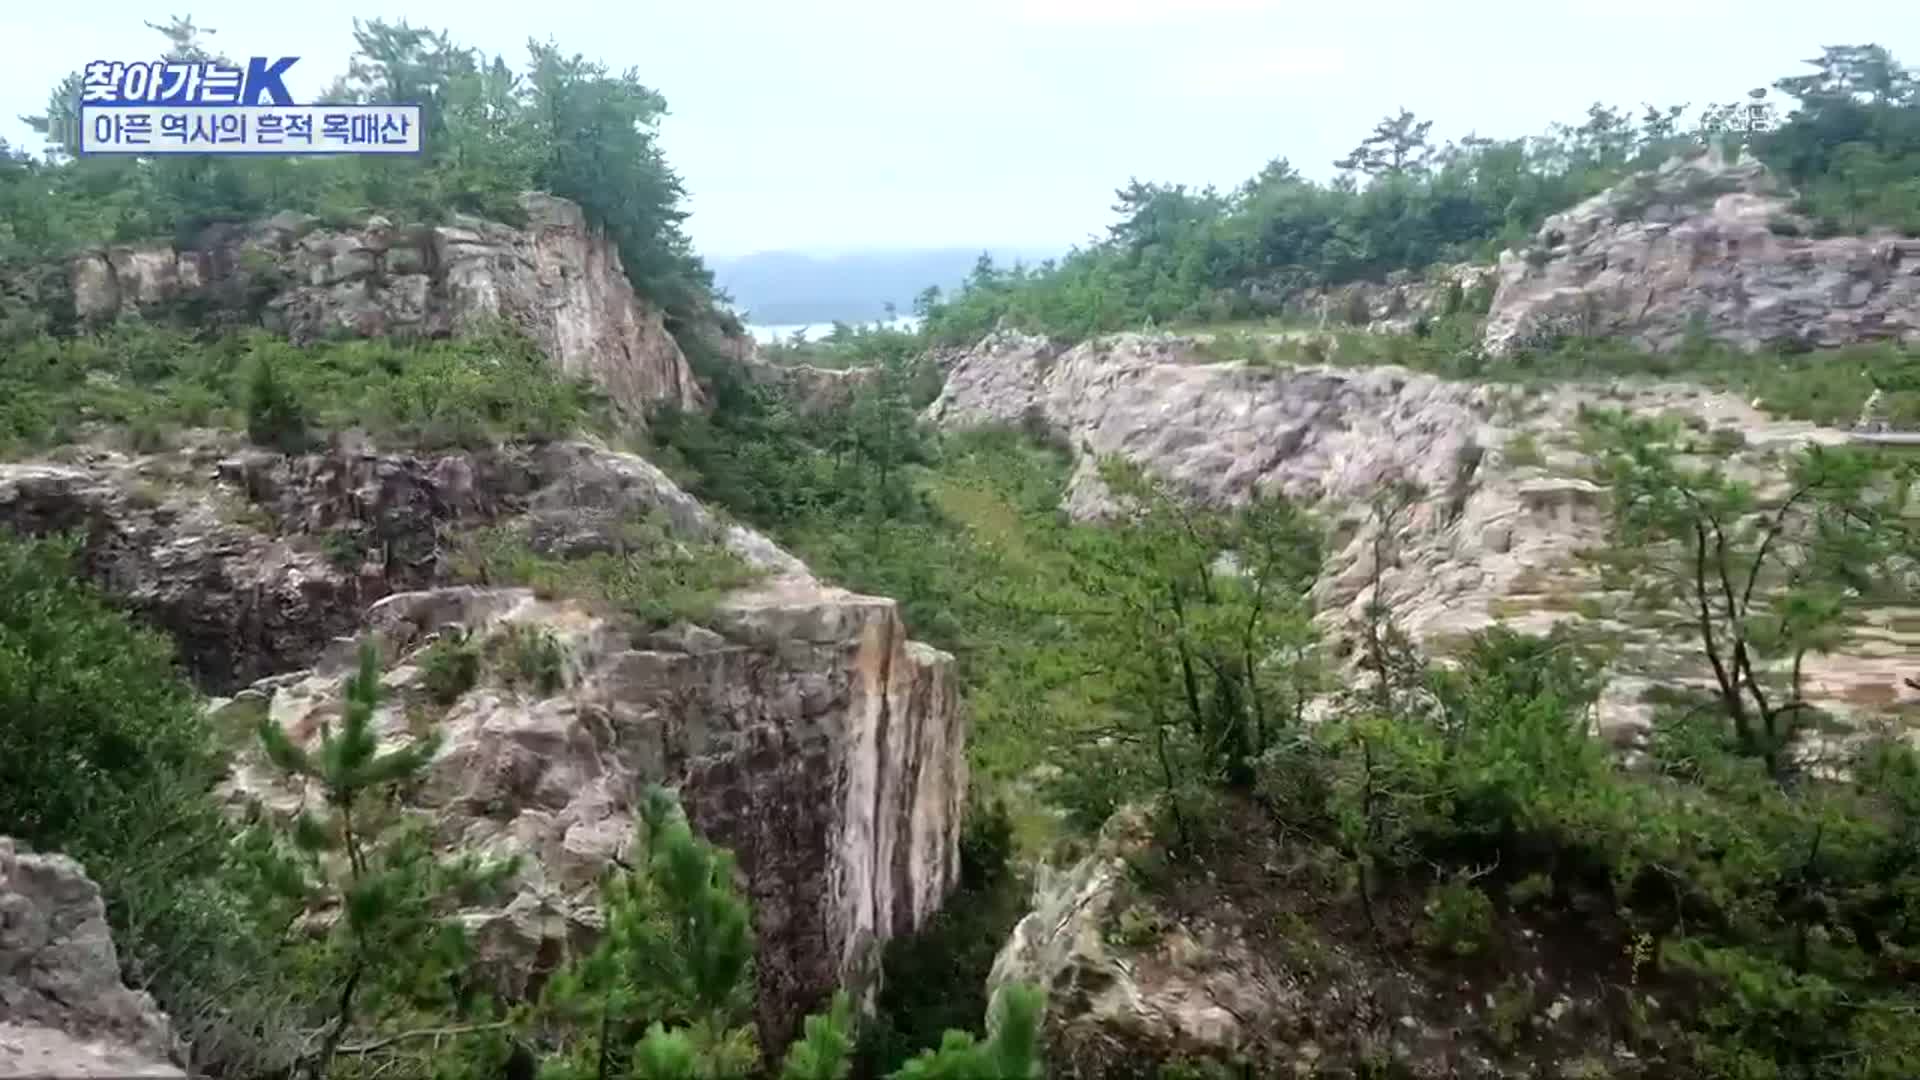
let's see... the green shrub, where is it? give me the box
[490,623,567,696]
[0,534,303,1070]
[1502,431,1545,467]
[245,353,309,452]
[1343,291,1373,327]
[418,630,481,705]
[1417,877,1496,958]
[0,324,604,454]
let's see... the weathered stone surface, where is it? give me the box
[0,437,824,693]
[928,331,1920,745]
[0,838,183,1078]
[66,193,705,417]
[989,808,1290,1072]
[1255,261,1498,334]
[1484,151,1920,356]
[224,577,963,1048]
[743,359,878,415]
[0,446,372,694]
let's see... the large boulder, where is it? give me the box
[0,838,183,1078]
[66,194,706,418]
[1484,151,1920,356]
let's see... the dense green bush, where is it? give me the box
[418,630,481,705]
[1243,619,1920,1077]
[0,323,605,453]
[0,534,303,1070]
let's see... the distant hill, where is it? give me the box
[709,248,1058,326]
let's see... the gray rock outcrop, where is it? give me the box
[0,838,183,1078]
[1484,151,1920,355]
[988,808,1290,1074]
[67,193,704,417]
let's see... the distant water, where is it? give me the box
[745,316,922,345]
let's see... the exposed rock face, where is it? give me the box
[927,331,1920,744]
[67,193,704,416]
[224,576,962,1047]
[743,358,877,415]
[1484,152,1920,355]
[988,809,1289,1074]
[0,436,812,692]
[1253,261,1498,335]
[0,437,966,1048]
[0,838,183,1079]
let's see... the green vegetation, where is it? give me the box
[0,322,606,454]
[8,17,1920,1080]
[916,46,1920,345]
[652,310,1920,1073]
[0,534,305,1069]
[1585,410,1918,775]
[535,785,1042,1080]
[490,623,569,696]
[449,515,761,633]
[417,630,481,705]
[536,786,761,1080]
[251,642,517,1079]
[6,17,723,330]
[0,537,1036,1077]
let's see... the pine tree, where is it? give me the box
[778,992,855,1080]
[537,786,759,1080]
[891,984,1045,1080]
[252,640,510,1079]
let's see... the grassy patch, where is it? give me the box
[0,322,610,453]
[449,515,760,633]
[489,623,568,696]
[1503,431,1545,467]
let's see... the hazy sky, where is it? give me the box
[3,2,1911,256]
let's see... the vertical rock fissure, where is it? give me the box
[867,613,898,944]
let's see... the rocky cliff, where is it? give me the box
[927,330,1920,743]
[1484,152,1920,355]
[66,193,705,417]
[0,436,966,1049]
[0,838,183,1079]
